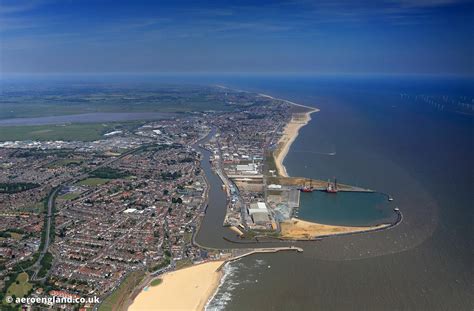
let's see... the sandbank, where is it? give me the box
[280,218,390,239]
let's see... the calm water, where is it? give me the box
[201,75,473,311]
[0,112,173,126]
[298,191,395,226]
[4,74,472,310]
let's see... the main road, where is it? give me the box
[30,142,158,280]
[31,186,60,280]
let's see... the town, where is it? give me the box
[0,86,296,310]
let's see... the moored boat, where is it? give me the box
[325,178,338,193]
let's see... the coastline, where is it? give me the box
[124,88,400,310]
[128,260,224,311]
[280,218,391,240]
[215,87,319,176]
[265,93,318,177]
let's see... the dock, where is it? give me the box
[219,246,303,269]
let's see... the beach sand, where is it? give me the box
[280,218,390,239]
[274,107,319,177]
[128,261,224,311]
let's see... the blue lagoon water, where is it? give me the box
[298,191,395,226]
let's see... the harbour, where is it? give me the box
[202,75,473,311]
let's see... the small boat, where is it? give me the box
[394,207,400,212]
[388,197,394,202]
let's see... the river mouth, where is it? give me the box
[297,191,397,227]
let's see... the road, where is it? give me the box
[29,143,155,280]
[30,186,60,280]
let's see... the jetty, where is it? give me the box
[220,246,303,269]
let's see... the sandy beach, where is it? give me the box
[280,218,390,239]
[258,92,319,177]
[219,88,319,177]
[274,107,319,177]
[128,261,224,311]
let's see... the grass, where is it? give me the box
[98,270,146,311]
[77,178,110,186]
[6,272,32,299]
[8,232,23,240]
[264,150,278,177]
[148,256,171,273]
[0,123,116,141]
[288,105,313,114]
[0,87,235,120]
[18,199,45,214]
[37,252,53,279]
[58,192,81,201]
[183,232,193,244]
[90,167,129,179]
[175,258,193,270]
[149,279,162,287]
[32,200,46,213]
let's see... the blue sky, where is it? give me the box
[1,0,473,74]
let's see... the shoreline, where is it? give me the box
[280,218,391,240]
[128,260,224,311]
[215,87,319,174]
[264,92,318,177]
[126,88,383,311]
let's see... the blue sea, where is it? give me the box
[4,74,473,310]
[203,74,473,311]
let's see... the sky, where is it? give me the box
[0,0,473,75]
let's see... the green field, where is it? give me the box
[58,192,81,201]
[77,178,110,186]
[149,279,162,287]
[8,232,23,240]
[6,272,32,298]
[175,258,193,270]
[0,86,234,121]
[90,167,130,179]
[29,200,46,213]
[0,123,116,142]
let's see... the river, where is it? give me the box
[0,112,174,126]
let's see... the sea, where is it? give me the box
[201,74,473,311]
[3,74,473,310]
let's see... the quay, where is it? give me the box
[220,246,303,269]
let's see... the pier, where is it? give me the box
[220,246,303,268]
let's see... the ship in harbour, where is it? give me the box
[325,178,338,193]
[299,179,314,192]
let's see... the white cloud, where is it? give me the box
[0,0,50,15]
